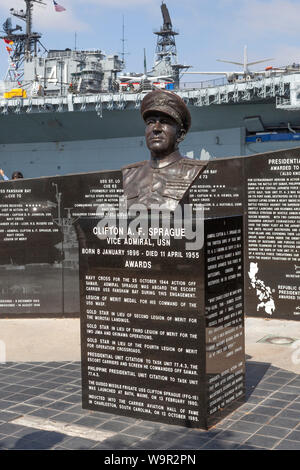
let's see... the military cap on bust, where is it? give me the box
[141,89,191,133]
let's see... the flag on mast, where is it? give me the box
[53,1,66,12]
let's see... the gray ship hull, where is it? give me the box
[0,99,300,178]
[1,0,300,178]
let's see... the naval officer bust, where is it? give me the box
[122,89,207,210]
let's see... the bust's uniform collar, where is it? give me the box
[150,151,182,169]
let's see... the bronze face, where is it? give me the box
[145,111,185,159]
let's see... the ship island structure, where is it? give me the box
[0,0,300,178]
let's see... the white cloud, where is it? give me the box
[272,45,300,67]
[0,0,88,32]
[237,0,300,36]
[71,0,153,5]
[0,0,23,8]
[0,0,160,33]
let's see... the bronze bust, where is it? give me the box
[122,89,207,210]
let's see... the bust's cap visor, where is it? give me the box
[141,90,191,132]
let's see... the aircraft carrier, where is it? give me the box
[1,0,300,178]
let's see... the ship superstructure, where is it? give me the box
[1,0,123,97]
[24,48,123,96]
[0,1,300,178]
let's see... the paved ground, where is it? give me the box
[0,359,299,450]
[1,317,300,373]
[0,317,299,450]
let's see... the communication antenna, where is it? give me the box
[144,48,147,75]
[9,0,46,58]
[119,15,129,68]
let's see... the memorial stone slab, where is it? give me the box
[78,169,245,429]
[0,147,298,323]
[244,149,300,320]
[0,176,65,316]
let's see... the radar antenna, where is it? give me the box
[118,15,128,69]
[161,2,172,29]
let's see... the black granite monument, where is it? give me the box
[244,148,300,320]
[79,90,245,428]
[78,207,244,428]
[0,148,298,323]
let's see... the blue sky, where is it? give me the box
[0,0,300,83]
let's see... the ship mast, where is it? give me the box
[153,2,189,88]
[154,2,178,65]
[1,0,46,81]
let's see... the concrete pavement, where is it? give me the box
[0,316,298,450]
[1,317,299,372]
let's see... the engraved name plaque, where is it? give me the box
[79,189,245,428]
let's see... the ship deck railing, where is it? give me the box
[0,72,298,114]
[275,96,300,110]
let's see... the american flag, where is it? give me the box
[53,1,66,12]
